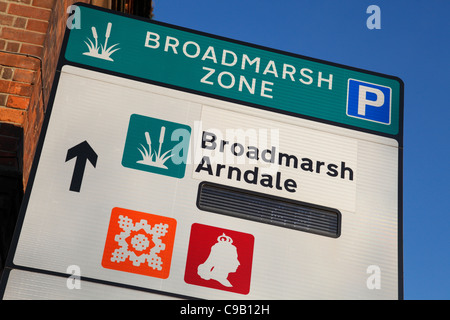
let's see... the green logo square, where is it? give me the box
[122,114,191,178]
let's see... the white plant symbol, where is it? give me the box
[83,22,120,61]
[137,126,173,169]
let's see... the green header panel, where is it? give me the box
[65,5,402,137]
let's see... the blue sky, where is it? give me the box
[153,0,450,300]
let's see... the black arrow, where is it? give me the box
[65,141,98,192]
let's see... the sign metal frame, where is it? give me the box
[0,3,403,300]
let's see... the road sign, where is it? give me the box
[0,4,403,300]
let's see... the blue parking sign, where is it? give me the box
[347,79,391,125]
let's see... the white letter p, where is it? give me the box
[358,85,384,116]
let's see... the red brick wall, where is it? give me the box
[0,0,92,188]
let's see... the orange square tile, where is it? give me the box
[102,207,177,279]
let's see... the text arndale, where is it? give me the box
[195,131,355,193]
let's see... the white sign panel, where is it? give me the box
[2,66,400,299]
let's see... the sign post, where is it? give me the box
[1,4,403,300]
